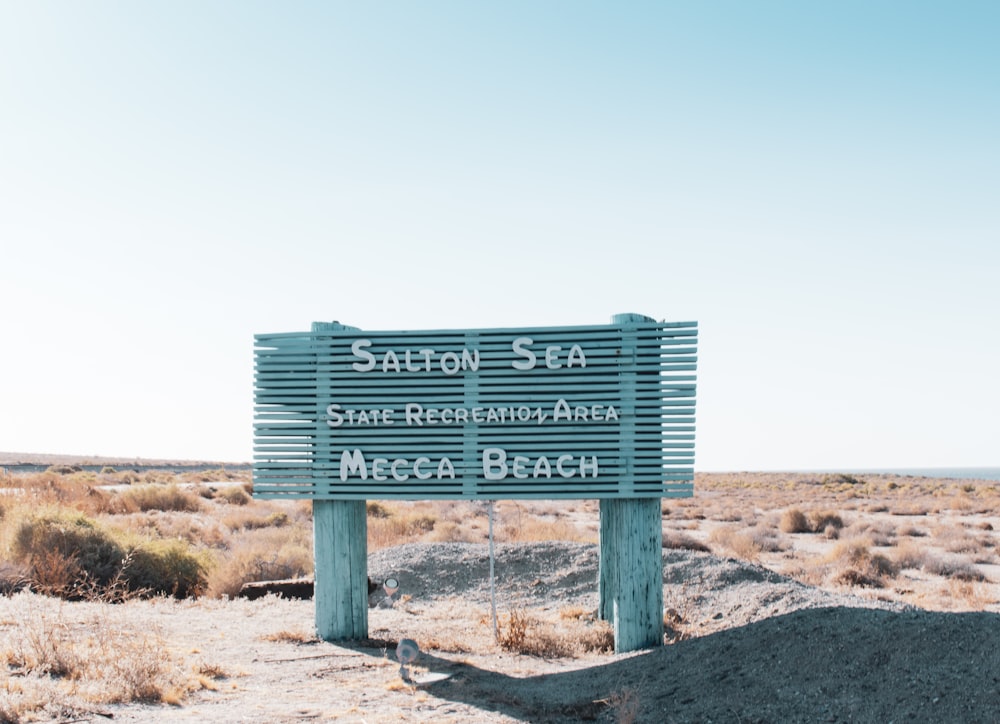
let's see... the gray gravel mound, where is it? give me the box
[369,542,906,629]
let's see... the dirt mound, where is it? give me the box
[9,541,999,723]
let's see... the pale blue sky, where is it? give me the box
[1,2,997,470]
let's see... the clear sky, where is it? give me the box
[1,1,997,470]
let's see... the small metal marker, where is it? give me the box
[396,638,419,681]
[382,577,399,608]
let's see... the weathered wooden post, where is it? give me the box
[599,313,665,652]
[311,322,368,640]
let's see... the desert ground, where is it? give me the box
[2,458,999,722]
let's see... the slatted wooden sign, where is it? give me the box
[253,319,697,500]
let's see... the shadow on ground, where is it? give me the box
[344,606,1000,723]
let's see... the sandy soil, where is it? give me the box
[6,541,998,723]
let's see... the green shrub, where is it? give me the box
[10,510,208,599]
[13,511,125,591]
[127,539,211,598]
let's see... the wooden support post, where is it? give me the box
[311,322,368,641]
[599,498,663,652]
[313,499,368,640]
[598,313,664,653]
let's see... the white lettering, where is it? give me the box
[405,403,423,425]
[351,339,376,372]
[382,350,401,373]
[414,457,432,480]
[511,337,536,370]
[391,458,409,481]
[326,403,344,427]
[482,449,600,481]
[372,457,389,481]
[556,454,576,478]
[440,351,461,375]
[545,346,562,369]
[567,344,587,368]
[340,449,368,480]
[533,457,552,477]
[553,399,572,421]
[483,448,508,480]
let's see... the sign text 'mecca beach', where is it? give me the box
[330,336,608,483]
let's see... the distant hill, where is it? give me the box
[0,451,248,467]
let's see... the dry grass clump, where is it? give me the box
[367,503,440,550]
[496,608,613,657]
[203,526,312,599]
[825,538,898,588]
[662,531,711,552]
[779,508,845,536]
[779,508,810,533]
[0,593,193,719]
[120,484,203,513]
[922,554,987,582]
[214,485,252,506]
[707,526,783,562]
[844,520,896,547]
[261,629,319,644]
[499,518,591,544]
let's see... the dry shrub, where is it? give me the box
[216,486,251,506]
[948,580,994,609]
[121,510,228,548]
[603,687,641,724]
[846,520,895,547]
[12,511,129,595]
[893,541,930,570]
[923,554,986,582]
[120,484,202,513]
[0,561,30,595]
[939,531,984,555]
[707,526,779,561]
[496,609,611,657]
[9,510,209,600]
[366,501,392,518]
[577,619,615,654]
[779,508,810,533]
[222,508,290,532]
[662,531,710,552]
[423,520,483,544]
[825,538,897,588]
[368,510,440,549]
[809,510,844,533]
[500,518,590,543]
[204,527,312,598]
[559,605,591,621]
[1,594,193,712]
[261,630,319,644]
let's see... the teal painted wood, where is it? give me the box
[313,498,368,640]
[600,497,664,652]
[597,313,666,653]
[310,322,369,641]
[253,317,697,501]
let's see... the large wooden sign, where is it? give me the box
[253,318,697,500]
